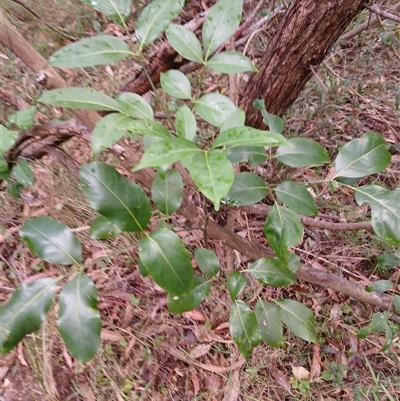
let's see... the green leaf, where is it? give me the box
[160,70,192,100]
[395,247,400,259]
[11,158,35,186]
[212,126,289,149]
[133,138,201,171]
[249,257,296,287]
[115,92,153,120]
[166,24,203,63]
[91,113,133,155]
[139,228,194,296]
[7,106,36,130]
[89,216,122,239]
[49,35,131,68]
[357,312,389,338]
[176,105,197,141]
[275,299,318,343]
[136,0,184,48]
[151,169,183,215]
[126,119,171,138]
[0,278,56,354]
[366,280,393,293]
[58,273,101,364]
[137,256,149,277]
[355,185,400,245]
[81,0,131,24]
[202,0,243,60]
[335,132,391,178]
[167,277,211,314]
[275,181,317,216]
[229,300,261,359]
[20,217,82,265]
[275,138,330,167]
[226,146,266,165]
[394,295,400,312]
[224,172,267,206]
[0,125,18,153]
[255,299,282,348]
[80,162,151,232]
[206,51,256,74]
[186,149,234,211]
[288,253,301,273]
[38,88,121,111]
[227,271,247,300]
[194,248,220,277]
[376,253,400,267]
[194,94,236,127]
[7,181,24,198]
[220,109,245,132]
[264,204,303,261]
[253,99,284,134]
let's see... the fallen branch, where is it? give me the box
[0,8,395,312]
[365,3,400,24]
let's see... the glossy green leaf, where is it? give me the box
[7,181,24,198]
[58,273,101,364]
[288,253,301,273]
[264,204,303,261]
[126,119,171,138]
[255,299,282,348]
[136,0,184,48]
[38,88,121,111]
[275,138,330,167]
[91,113,134,155]
[366,280,393,293]
[202,0,243,60]
[0,125,18,153]
[81,0,131,24]
[7,106,36,130]
[357,312,389,338]
[226,146,266,165]
[227,271,247,300]
[253,99,284,134]
[49,35,131,68]
[206,51,256,74]
[194,248,220,277]
[139,228,194,296]
[355,185,400,245]
[0,278,56,354]
[80,162,151,232]
[224,172,267,206]
[151,169,183,215]
[115,92,153,120]
[275,299,318,343]
[20,217,82,265]
[167,277,211,314]
[137,256,149,277]
[11,158,35,186]
[394,295,400,312]
[133,138,201,171]
[249,257,296,287]
[186,149,234,211]
[160,70,192,100]
[377,253,400,267]
[212,126,289,149]
[275,181,317,216]
[89,216,122,239]
[229,300,261,359]
[194,94,236,127]
[335,132,391,178]
[220,109,245,132]
[166,24,203,63]
[176,105,197,141]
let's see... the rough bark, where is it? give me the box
[240,0,367,127]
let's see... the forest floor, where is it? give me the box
[1,0,400,400]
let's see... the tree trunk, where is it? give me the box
[240,0,367,128]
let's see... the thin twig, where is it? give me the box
[365,4,400,23]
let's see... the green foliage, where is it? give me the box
[3,0,399,363]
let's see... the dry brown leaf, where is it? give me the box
[270,365,292,394]
[190,343,211,359]
[101,329,123,342]
[183,310,207,321]
[292,366,310,381]
[204,374,221,394]
[78,384,95,401]
[222,370,240,401]
[310,344,321,381]
[124,336,137,359]
[329,304,342,330]
[190,371,200,397]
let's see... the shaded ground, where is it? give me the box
[1,1,400,400]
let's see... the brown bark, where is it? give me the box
[240,0,367,127]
